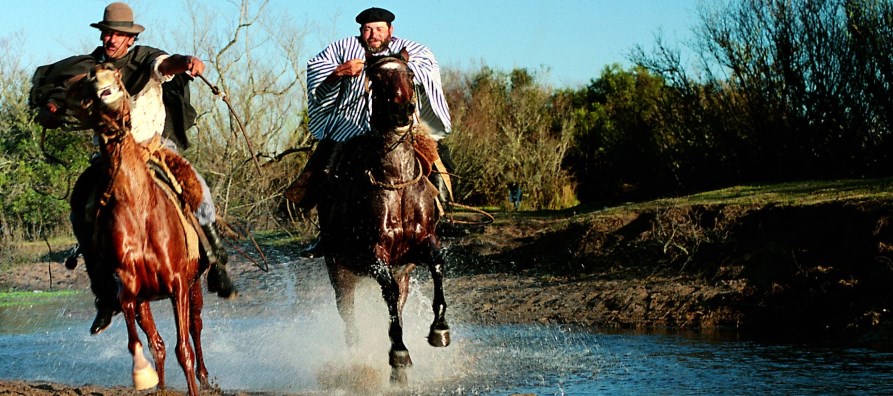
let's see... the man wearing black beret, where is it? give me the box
[355,6,395,24]
[307,6,450,141]
[292,7,454,257]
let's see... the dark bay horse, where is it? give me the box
[64,63,209,396]
[317,51,451,382]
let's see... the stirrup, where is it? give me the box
[300,238,324,259]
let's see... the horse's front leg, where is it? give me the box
[135,302,166,389]
[425,244,450,347]
[371,257,412,383]
[188,280,210,388]
[122,299,159,391]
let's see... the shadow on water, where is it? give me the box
[2,250,893,395]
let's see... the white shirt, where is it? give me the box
[129,54,174,143]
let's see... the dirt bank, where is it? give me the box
[5,200,893,337]
[443,201,893,339]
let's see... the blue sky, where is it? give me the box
[0,0,702,88]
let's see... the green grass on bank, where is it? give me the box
[4,177,893,267]
[600,177,893,215]
[0,290,81,308]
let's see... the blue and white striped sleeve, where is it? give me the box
[398,38,452,139]
[307,39,348,140]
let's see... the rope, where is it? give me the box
[366,157,424,190]
[196,74,270,271]
[443,202,495,226]
[197,74,263,176]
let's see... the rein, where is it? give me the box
[366,156,424,190]
[362,55,424,190]
[383,116,417,153]
[97,120,152,207]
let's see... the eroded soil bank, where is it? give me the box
[441,201,893,342]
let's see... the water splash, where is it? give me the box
[3,254,893,395]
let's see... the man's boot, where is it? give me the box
[202,223,236,298]
[65,245,81,270]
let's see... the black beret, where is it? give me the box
[356,7,395,24]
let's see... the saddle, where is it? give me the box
[78,136,203,261]
[144,139,204,213]
[284,123,449,210]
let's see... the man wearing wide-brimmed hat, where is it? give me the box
[30,2,236,335]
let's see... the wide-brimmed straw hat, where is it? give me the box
[90,2,145,34]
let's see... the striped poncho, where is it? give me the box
[306,36,452,142]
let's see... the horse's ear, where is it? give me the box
[63,73,86,88]
[399,48,409,62]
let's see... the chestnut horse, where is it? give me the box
[64,63,209,396]
[316,51,451,383]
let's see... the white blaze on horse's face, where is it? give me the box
[378,62,402,71]
[92,66,126,110]
[378,62,405,96]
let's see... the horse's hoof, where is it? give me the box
[389,349,413,368]
[428,327,451,347]
[389,367,408,385]
[132,366,159,391]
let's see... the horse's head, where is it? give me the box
[366,49,416,132]
[63,63,130,137]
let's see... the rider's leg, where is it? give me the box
[161,138,235,298]
[192,168,235,298]
[285,140,337,258]
[429,142,455,213]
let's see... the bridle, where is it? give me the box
[364,55,424,189]
[367,56,419,146]
[70,65,133,207]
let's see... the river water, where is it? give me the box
[2,255,892,395]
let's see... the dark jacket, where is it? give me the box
[29,45,197,149]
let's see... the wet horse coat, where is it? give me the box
[317,52,451,381]
[65,63,209,396]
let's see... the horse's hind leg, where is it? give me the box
[171,287,200,396]
[371,258,412,378]
[327,262,360,347]
[188,281,210,388]
[426,247,450,347]
[135,302,166,389]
